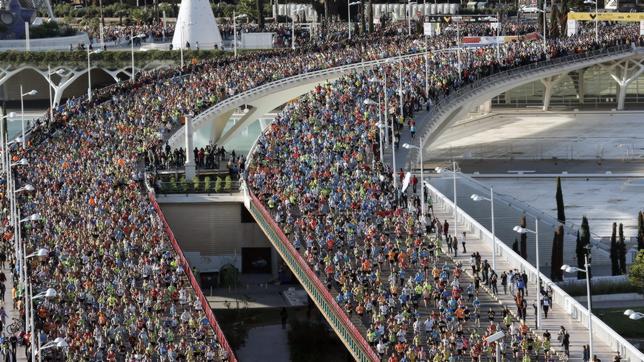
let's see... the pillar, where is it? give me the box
[184,115,196,180]
[608,59,644,111]
[540,73,568,111]
[576,69,585,104]
[478,99,492,114]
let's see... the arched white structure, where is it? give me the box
[172,0,223,50]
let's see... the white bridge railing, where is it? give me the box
[425,179,644,361]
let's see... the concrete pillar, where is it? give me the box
[608,59,644,111]
[271,246,279,279]
[259,118,271,131]
[541,73,568,111]
[184,115,196,180]
[210,109,235,144]
[478,99,492,114]
[576,69,585,104]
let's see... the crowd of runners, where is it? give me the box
[0,15,639,362]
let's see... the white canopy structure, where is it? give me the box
[172,0,223,50]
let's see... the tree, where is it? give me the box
[636,211,643,247]
[629,250,644,290]
[610,222,619,276]
[550,225,564,281]
[555,176,565,224]
[520,215,528,260]
[576,216,591,280]
[256,0,265,31]
[618,223,627,274]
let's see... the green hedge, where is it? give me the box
[0,49,254,66]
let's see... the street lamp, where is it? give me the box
[583,0,599,44]
[562,256,593,357]
[232,12,246,57]
[471,189,497,270]
[20,213,41,223]
[403,139,425,220]
[292,8,306,50]
[47,67,65,122]
[19,86,37,150]
[39,337,68,361]
[364,98,384,163]
[436,161,459,239]
[368,75,389,145]
[624,309,644,320]
[15,183,34,192]
[375,121,396,188]
[86,48,102,101]
[407,0,417,36]
[520,2,547,53]
[513,221,541,328]
[348,1,360,40]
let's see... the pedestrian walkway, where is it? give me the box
[2,267,27,362]
[429,197,619,361]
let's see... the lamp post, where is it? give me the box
[435,161,458,238]
[583,0,599,43]
[520,4,547,53]
[364,98,384,163]
[471,188,496,270]
[46,67,65,123]
[233,13,245,57]
[375,121,396,189]
[348,1,361,40]
[86,48,102,101]
[513,220,541,329]
[26,249,49,362]
[19,86,37,150]
[562,256,593,357]
[403,138,424,220]
[1,112,15,171]
[407,0,417,36]
[624,309,644,320]
[292,8,306,50]
[38,337,67,362]
[130,30,136,82]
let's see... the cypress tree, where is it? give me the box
[618,223,627,274]
[556,177,566,224]
[520,215,528,260]
[576,217,591,279]
[550,225,564,281]
[636,211,642,248]
[610,222,619,276]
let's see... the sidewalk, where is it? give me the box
[430,202,619,361]
[2,267,28,362]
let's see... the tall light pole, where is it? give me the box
[130,30,135,82]
[86,48,101,101]
[513,220,541,329]
[19,86,37,149]
[348,1,360,40]
[562,256,593,357]
[291,9,306,50]
[435,161,458,237]
[403,137,424,220]
[407,0,417,36]
[25,248,49,362]
[471,187,496,270]
[584,0,599,43]
[364,98,384,163]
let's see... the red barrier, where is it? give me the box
[249,191,379,362]
[148,192,237,362]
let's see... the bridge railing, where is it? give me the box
[244,189,379,362]
[425,179,644,362]
[417,44,638,144]
[148,192,238,362]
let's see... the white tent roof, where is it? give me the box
[172,0,223,50]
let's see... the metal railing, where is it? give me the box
[148,192,237,362]
[425,182,644,362]
[156,180,241,194]
[245,189,379,362]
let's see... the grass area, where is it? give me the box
[561,280,642,297]
[595,308,644,339]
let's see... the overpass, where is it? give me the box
[155,44,644,361]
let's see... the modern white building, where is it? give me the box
[172,0,223,50]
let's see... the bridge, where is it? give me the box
[154,45,644,361]
[168,45,643,159]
